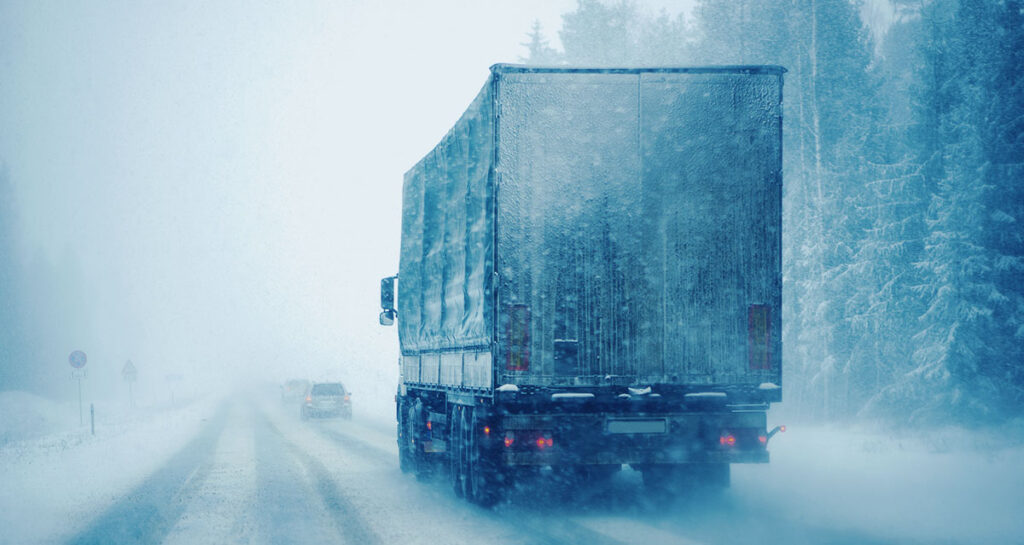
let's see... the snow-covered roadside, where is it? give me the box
[731,423,1024,544]
[0,391,224,545]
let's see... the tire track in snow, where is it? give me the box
[310,419,634,545]
[279,405,711,545]
[65,403,229,545]
[255,410,382,545]
[314,425,396,464]
[161,403,259,545]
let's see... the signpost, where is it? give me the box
[68,350,87,425]
[165,372,183,406]
[122,360,138,408]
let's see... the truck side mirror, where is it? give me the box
[380,276,396,311]
[380,275,397,326]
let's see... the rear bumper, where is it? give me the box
[304,405,352,418]
[497,411,769,466]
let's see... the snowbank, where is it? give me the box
[0,391,222,545]
[0,391,72,445]
[732,422,1024,544]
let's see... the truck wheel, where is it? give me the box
[409,402,433,481]
[448,406,466,498]
[466,408,503,507]
[397,400,413,474]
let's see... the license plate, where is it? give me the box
[606,418,667,434]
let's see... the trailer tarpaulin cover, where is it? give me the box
[399,66,782,392]
[494,67,782,388]
[398,83,494,353]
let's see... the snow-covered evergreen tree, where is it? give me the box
[520,20,562,65]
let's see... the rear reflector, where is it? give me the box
[507,305,531,371]
[748,304,771,370]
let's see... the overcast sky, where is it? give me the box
[0,0,584,389]
[0,0,711,401]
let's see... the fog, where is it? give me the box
[2,1,1023,544]
[0,0,584,402]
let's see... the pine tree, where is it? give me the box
[559,0,640,66]
[899,0,1024,422]
[520,20,562,65]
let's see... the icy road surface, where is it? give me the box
[2,394,1023,545]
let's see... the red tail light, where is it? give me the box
[719,434,736,447]
[535,436,553,450]
[426,421,432,431]
[503,432,515,448]
[507,305,531,371]
[305,395,312,403]
[483,426,491,436]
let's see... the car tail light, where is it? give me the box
[344,395,350,402]
[719,434,736,447]
[759,435,768,444]
[535,435,553,450]
[305,395,312,403]
[507,305,530,371]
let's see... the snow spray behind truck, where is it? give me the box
[380,65,784,506]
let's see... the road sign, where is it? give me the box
[122,360,138,382]
[69,350,87,369]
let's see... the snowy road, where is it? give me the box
[4,392,1021,545]
[23,395,995,545]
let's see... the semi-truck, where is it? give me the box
[380,64,784,506]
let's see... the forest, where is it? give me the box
[521,0,1024,424]
[1,0,1021,427]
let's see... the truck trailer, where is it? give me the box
[380,64,784,506]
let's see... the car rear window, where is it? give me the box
[311,383,345,395]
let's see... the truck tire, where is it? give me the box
[409,402,434,481]
[466,408,503,507]
[448,406,466,498]
[397,399,413,474]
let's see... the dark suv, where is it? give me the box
[301,382,352,420]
